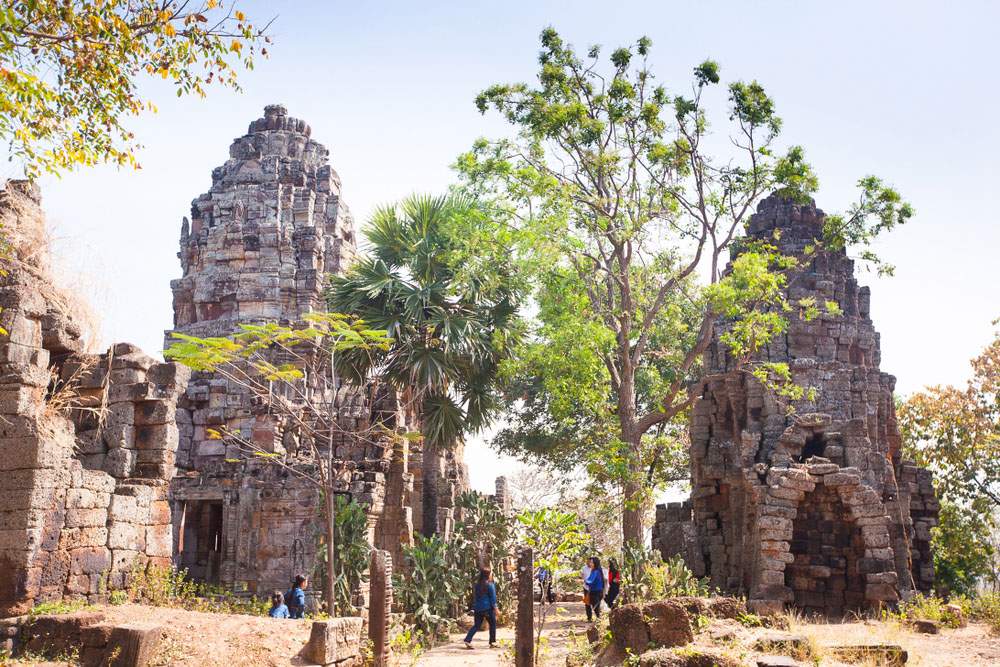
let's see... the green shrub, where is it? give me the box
[313,495,372,616]
[29,598,94,616]
[968,592,1000,634]
[123,564,268,615]
[622,544,713,603]
[889,593,965,629]
[394,535,465,640]
[394,492,518,639]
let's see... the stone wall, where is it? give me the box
[653,194,939,615]
[0,182,188,615]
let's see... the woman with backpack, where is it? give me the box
[463,569,498,649]
[604,558,621,609]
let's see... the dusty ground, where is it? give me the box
[2,603,315,667]
[4,602,1000,666]
[413,602,590,667]
[643,612,1000,667]
[790,617,1000,666]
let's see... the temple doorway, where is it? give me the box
[784,486,866,616]
[178,500,225,584]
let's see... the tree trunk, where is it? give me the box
[619,370,644,549]
[421,440,440,537]
[324,489,337,616]
[622,465,644,549]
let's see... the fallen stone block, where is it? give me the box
[609,603,650,654]
[306,616,362,666]
[756,656,800,667]
[23,611,105,657]
[829,644,907,666]
[752,633,808,656]
[638,647,744,667]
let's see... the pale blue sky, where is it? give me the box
[17,1,999,493]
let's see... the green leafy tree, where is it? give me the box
[165,313,392,614]
[901,330,1000,596]
[312,495,372,616]
[901,330,1000,508]
[517,508,589,664]
[930,500,995,597]
[327,194,523,536]
[0,0,272,178]
[459,28,910,546]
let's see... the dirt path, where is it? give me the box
[414,602,593,667]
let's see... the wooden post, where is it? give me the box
[368,550,392,667]
[516,547,534,667]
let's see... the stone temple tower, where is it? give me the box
[167,104,357,470]
[164,106,474,599]
[652,194,938,616]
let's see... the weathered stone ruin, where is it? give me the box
[0,105,500,626]
[0,182,189,616]
[165,105,475,602]
[653,194,939,616]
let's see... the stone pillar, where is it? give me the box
[516,547,534,667]
[368,550,392,667]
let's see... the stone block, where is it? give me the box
[828,644,906,666]
[70,547,111,575]
[65,508,107,529]
[134,424,179,452]
[639,648,743,667]
[644,600,693,647]
[81,470,116,494]
[108,494,141,524]
[610,603,650,654]
[306,617,362,666]
[144,525,172,558]
[104,448,135,478]
[133,400,176,426]
[103,623,164,667]
[108,523,144,551]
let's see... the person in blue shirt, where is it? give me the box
[269,591,290,619]
[585,557,606,619]
[285,574,308,619]
[463,569,497,649]
[536,566,554,604]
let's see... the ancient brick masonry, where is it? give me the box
[166,105,471,601]
[0,182,189,616]
[653,194,938,616]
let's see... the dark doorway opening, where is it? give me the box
[179,500,224,584]
[785,486,866,616]
[799,433,826,462]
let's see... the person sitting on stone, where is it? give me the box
[286,574,308,619]
[269,591,290,618]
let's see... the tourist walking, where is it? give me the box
[604,558,621,609]
[464,569,498,649]
[269,591,290,618]
[286,574,308,619]
[536,566,555,604]
[581,558,593,621]
[585,557,606,620]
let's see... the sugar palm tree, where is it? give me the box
[328,194,521,536]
